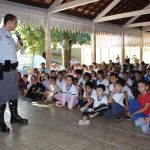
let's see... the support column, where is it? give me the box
[92,24,96,62]
[140,31,143,62]
[121,31,125,65]
[45,15,52,69]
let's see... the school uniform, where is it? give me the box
[127,78,133,87]
[97,79,109,96]
[104,91,126,117]
[78,90,96,109]
[109,84,134,100]
[56,79,66,91]
[43,79,51,91]
[83,95,108,117]
[55,83,78,109]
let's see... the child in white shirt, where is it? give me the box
[55,75,78,109]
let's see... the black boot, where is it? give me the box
[0,104,10,132]
[9,100,28,123]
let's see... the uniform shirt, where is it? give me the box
[113,91,125,107]
[97,79,109,94]
[109,84,134,99]
[127,78,133,87]
[56,79,66,91]
[138,92,150,115]
[93,95,108,108]
[62,83,77,96]
[0,27,17,63]
[43,79,51,91]
[83,89,96,102]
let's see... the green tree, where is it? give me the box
[18,24,45,69]
[51,29,91,68]
[19,24,91,68]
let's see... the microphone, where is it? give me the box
[15,31,23,46]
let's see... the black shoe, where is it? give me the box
[9,100,28,124]
[0,122,10,133]
[10,116,28,124]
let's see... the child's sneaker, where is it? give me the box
[78,119,90,126]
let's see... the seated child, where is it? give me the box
[129,80,150,122]
[135,115,150,134]
[56,71,65,91]
[55,75,78,109]
[97,70,109,97]
[43,73,51,91]
[104,79,129,120]
[78,84,108,126]
[26,75,46,101]
[22,74,30,95]
[78,81,96,111]
[46,77,60,103]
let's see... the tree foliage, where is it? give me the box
[18,24,91,67]
[51,29,91,50]
[18,24,45,55]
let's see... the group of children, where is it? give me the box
[18,61,150,134]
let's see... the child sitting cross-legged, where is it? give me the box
[129,80,150,123]
[45,77,60,103]
[55,75,78,109]
[78,84,108,126]
[104,78,129,120]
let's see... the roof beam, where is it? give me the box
[124,4,150,27]
[93,0,121,23]
[47,0,63,13]
[94,8,150,23]
[125,21,150,28]
[48,0,100,14]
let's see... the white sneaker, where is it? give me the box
[78,119,90,126]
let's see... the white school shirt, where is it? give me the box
[0,27,17,63]
[83,89,96,102]
[127,78,133,87]
[56,79,66,91]
[77,77,84,86]
[62,83,77,96]
[93,95,108,108]
[97,79,109,94]
[113,91,125,107]
[109,84,134,99]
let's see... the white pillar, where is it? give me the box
[140,31,143,62]
[45,15,52,69]
[91,24,96,63]
[121,31,125,65]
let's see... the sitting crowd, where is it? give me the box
[18,61,150,134]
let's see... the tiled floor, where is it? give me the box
[0,97,150,150]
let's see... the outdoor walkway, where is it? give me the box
[0,97,150,150]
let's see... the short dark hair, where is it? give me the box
[44,73,50,79]
[75,69,83,75]
[57,71,63,76]
[97,70,104,77]
[85,81,93,89]
[138,80,149,86]
[4,14,17,25]
[83,72,92,81]
[110,72,118,78]
[23,74,28,78]
[67,75,74,82]
[116,78,126,87]
[41,62,45,65]
[97,84,106,91]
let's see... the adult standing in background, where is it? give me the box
[0,14,28,133]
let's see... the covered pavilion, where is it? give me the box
[0,0,150,67]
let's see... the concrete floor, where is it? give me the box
[0,97,150,150]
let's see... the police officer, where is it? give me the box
[0,14,28,133]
